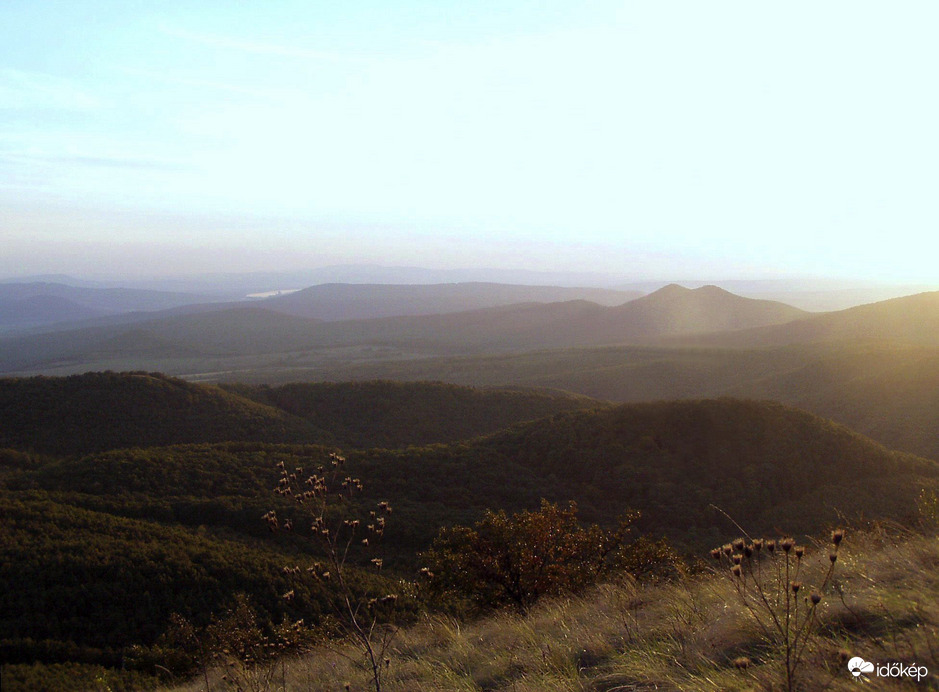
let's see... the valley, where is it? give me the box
[1,279,938,690]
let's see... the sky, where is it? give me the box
[2,1,938,283]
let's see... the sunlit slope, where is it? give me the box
[225,380,602,449]
[680,290,939,348]
[0,372,325,455]
[723,344,939,461]
[604,283,808,336]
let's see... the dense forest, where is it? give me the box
[1,372,937,689]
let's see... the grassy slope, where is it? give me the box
[172,526,938,691]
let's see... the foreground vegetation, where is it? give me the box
[2,373,938,690]
[155,524,938,691]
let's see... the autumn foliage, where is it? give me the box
[421,500,678,612]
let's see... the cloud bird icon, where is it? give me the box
[848,657,875,678]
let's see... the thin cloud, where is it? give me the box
[0,67,100,111]
[158,24,373,66]
[0,152,191,172]
[60,155,192,172]
[113,66,293,99]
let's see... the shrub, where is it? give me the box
[265,452,398,692]
[421,499,678,613]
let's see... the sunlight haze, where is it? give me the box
[2,1,938,283]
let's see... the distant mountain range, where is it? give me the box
[0,282,218,332]
[260,282,642,320]
[3,284,939,466]
[0,280,641,333]
[0,283,807,370]
[3,284,939,376]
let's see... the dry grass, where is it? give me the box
[167,526,939,691]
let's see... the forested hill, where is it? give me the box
[350,398,939,550]
[0,373,602,455]
[0,372,325,455]
[224,380,601,449]
[2,394,936,683]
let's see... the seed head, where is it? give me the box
[829,551,838,563]
[732,538,745,552]
[731,564,742,577]
[781,538,795,553]
[766,539,776,554]
[810,592,821,605]
[831,528,844,546]
[790,581,802,594]
[795,546,804,559]
[710,548,722,561]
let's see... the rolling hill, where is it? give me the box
[348,398,939,552]
[2,380,937,686]
[299,284,809,352]
[225,380,600,449]
[0,282,216,332]
[680,290,939,348]
[260,281,643,320]
[0,373,603,455]
[0,284,809,374]
[305,341,939,462]
[0,372,324,455]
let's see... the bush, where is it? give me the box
[421,499,678,613]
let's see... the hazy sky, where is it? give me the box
[2,1,938,282]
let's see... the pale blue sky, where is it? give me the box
[2,1,938,281]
